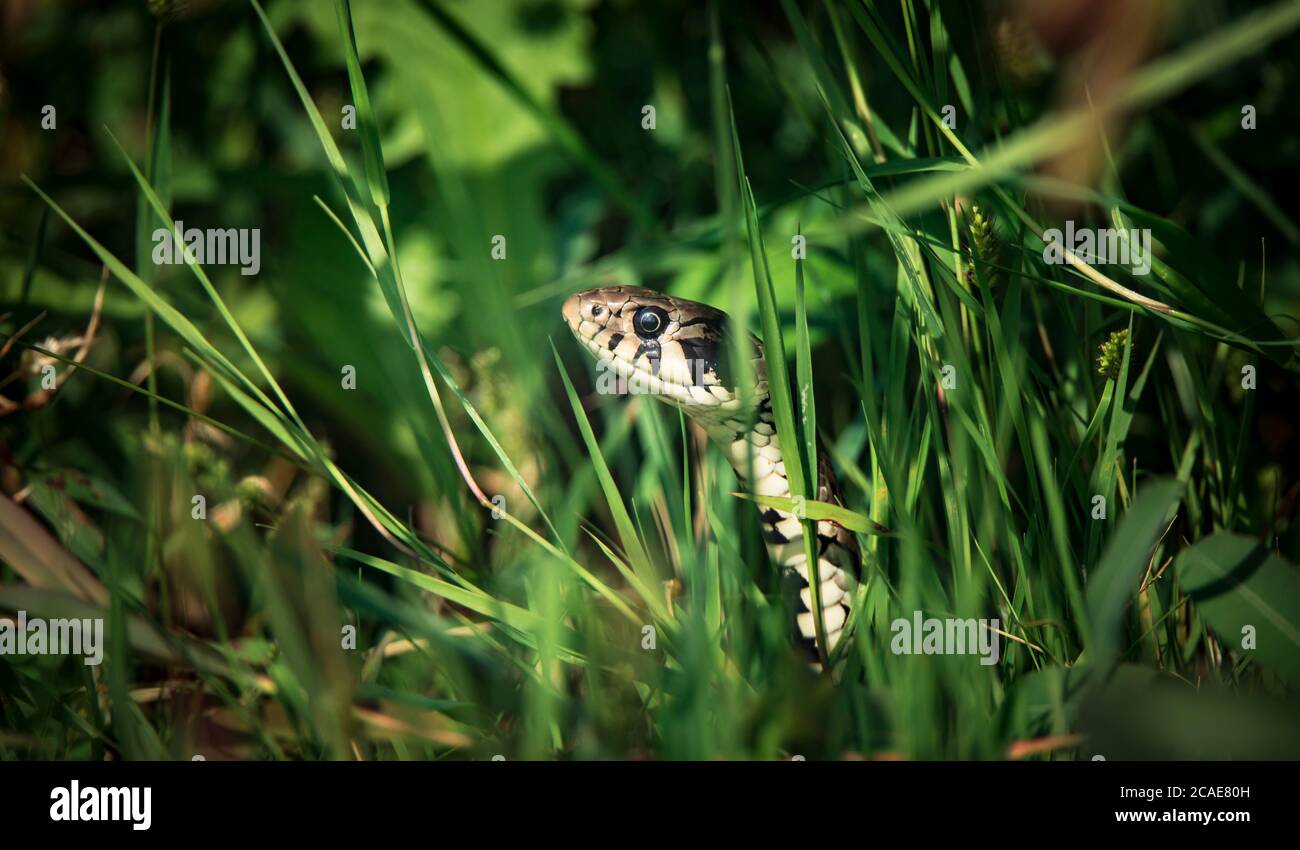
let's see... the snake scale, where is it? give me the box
[563,286,860,662]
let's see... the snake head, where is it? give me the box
[562,286,764,412]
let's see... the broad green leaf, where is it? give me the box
[1176,533,1300,683]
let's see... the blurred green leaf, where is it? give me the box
[1085,479,1182,667]
[1176,534,1300,683]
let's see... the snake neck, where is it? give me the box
[696,392,860,660]
[559,286,859,661]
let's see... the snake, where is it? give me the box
[562,286,860,662]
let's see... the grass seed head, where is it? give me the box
[964,204,1002,287]
[1097,328,1130,380]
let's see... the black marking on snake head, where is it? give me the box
[607,333,624,351]
[713,323,739,386]
[761,508,783,525]
[679,317,717,329]
[677,339,718,385]
[675,316,737,387]
[632,340,662,376]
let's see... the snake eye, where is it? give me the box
[634,307,665,338]
[590,304,603,318]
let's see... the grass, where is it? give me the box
[1,0,1299,760]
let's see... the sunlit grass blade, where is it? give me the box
[552,343,662,611]
[331,546,587,665]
